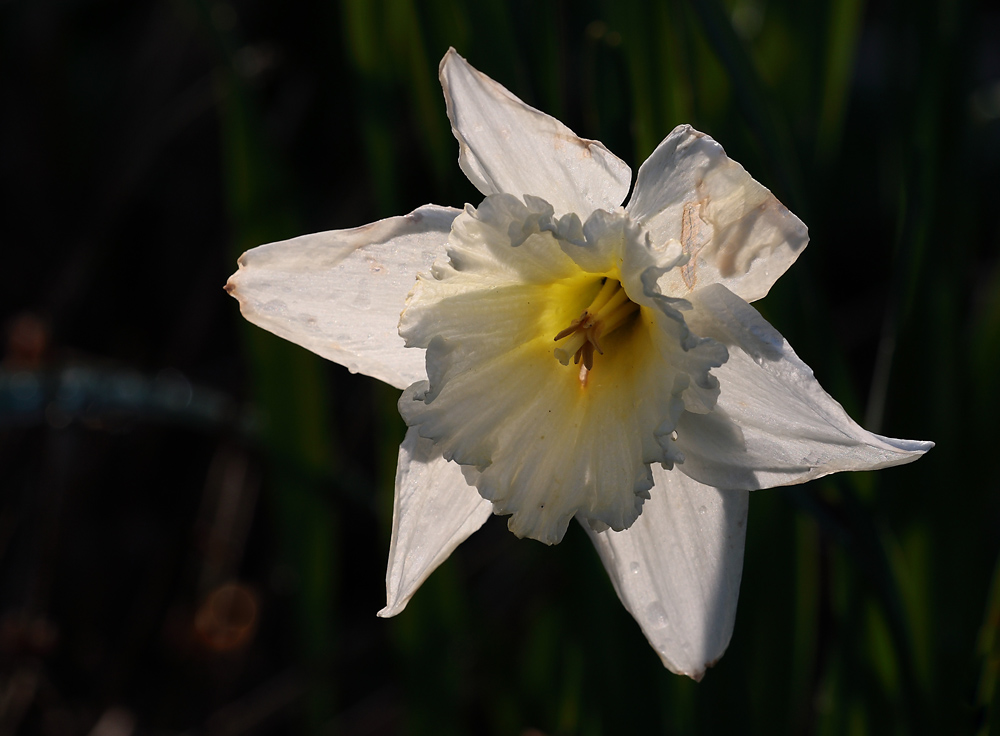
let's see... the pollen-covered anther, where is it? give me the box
[553,278,640,371]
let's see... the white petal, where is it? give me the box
[379,427,493,617]
[626,125,808,303]
[674,283,934,489]
[439,48,631,218]
[584,468,749,679]
[226,205,458,390]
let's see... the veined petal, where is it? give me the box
[583,468,748,679]
[439,48,631,219]
[626,125,808,303]
[673,283,934,489]
[398,196,726,545]
[379,427,493,618]
[226,205,457,390]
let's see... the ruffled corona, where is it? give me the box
[398,194,728,544]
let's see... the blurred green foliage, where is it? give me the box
[1,0,998,733]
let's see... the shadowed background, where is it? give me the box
[1,0,998,733]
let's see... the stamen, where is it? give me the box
[554,331,589,365]
[553,278,639,371]
[587,277,619,315]
[601,299,640,334]
[593,285,630,321]
[554,317,586,343]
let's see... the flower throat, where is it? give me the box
[553,277,639,371]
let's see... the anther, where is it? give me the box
[553,279,639,370]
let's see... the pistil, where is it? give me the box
[553,278,640,370]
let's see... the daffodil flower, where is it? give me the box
[226,49,932,679]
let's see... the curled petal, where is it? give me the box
[440,48,631,218]
[226,205,458,390]
[583,468,749,679]
[674,284,933,489]
[379,427,493,617]
[627,125,808,303]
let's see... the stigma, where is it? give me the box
[553,277,640,370]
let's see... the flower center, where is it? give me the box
[553,277,640,370]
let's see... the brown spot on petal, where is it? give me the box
[713,194,779,278]
[680,201,710,290]
[688,655,725,682]
[551,133,594,158]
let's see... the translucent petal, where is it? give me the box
[439,48,631,218]
[584,468,749,679]
[226,205,457,390]
[673,284,934,489]
[626,125,808,303]
[379,427,493,618]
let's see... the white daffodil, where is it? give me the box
[226,49,932,679]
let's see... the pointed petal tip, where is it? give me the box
[889,437,935,453]
[662,652,721,681]
[655,651,709,680]
[223,270,241,296]
[437,47,631,216]
[376,603,404,619]
[223,269,255,318]
[223,270,247,307]
[867,434,934,468]
[438,46,464,79]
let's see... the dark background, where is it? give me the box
[1,0,998,733]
